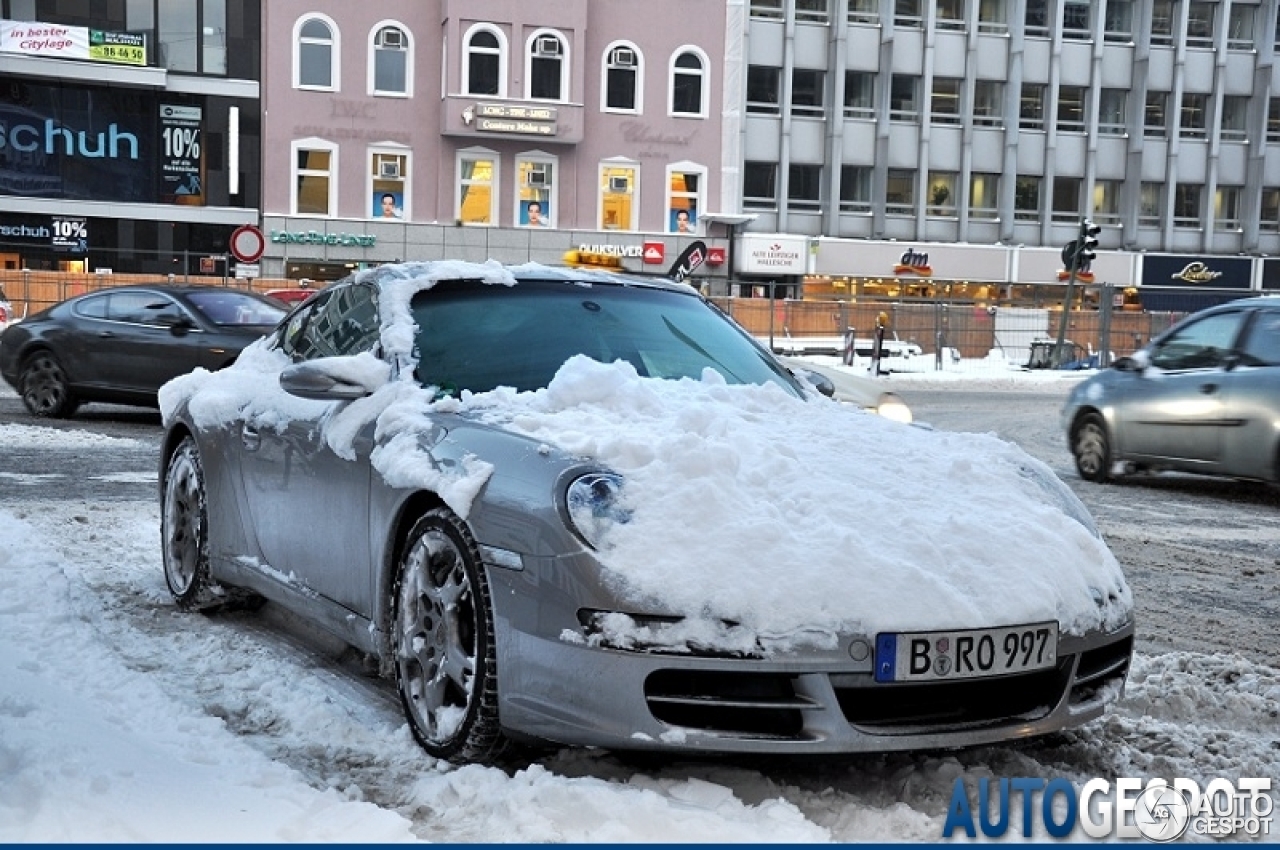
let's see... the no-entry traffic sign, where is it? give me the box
[229,224,266,263]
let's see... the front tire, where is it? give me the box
[20,351,78,418]
[1073,414,1113,483]
[393,508,509,764]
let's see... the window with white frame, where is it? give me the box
[895,0,923,29]
[370,149,408,219]
[599,160,639,230]
[1220,96,1249,141]
[1180,93,1208,138]
[371,24,409,96]
[1104,0,1132,42]
[1173,184,1203,227]
[296,15,337,90]
[936,0,965,31]
[516,154,556,227]
[1020,83,1045,130]
[973,80,1004,126]
[1261,188,1280,232]
[1092,180,1121,224]
[791,69,825,118]
[1151,1,1175,45]
[293,139,337,215]
[1145,91,1168,138]
[1186,2,1215,47]
[1052,176,1082,222]
[1215,186,1242,230]
[456,148,497,225]
[1139,181,1162,226]
[1015,175,1041,221]
[1057,86,1087,132]
[1062,0,1091,39]
[890,74,919,121]
[927,171,958,216]
[795,0,830,25]
[1025,0,1049,37]
[464,26,505,97]
[666,163,705,233]
[848,0,878,25]
[670,49,708,117]
[844,70,874,118]
[748,66,782,115]
[1269,98,1280,142]
[931,77,962,125]
[603,43,641,112]
[1227,4,1255,49]
[749,0,783,20]
[1098,89,1126,135]
[978,0,1007,33]
[743,161,778,209]
[970,172,999,218]
[789,164,822,212]
[840,165,872,212]
[885,168,916,215]
[528,30,567,101]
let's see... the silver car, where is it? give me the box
[1065,296,1280,484]
[160,261,1133,765]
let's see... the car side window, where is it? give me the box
[1148,311,1245,371]
[74,293,109,319]
[106,292,187,326]
[279,284,380,361]
[1237,311,1280,367]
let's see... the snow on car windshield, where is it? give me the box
[161,261,1131,648]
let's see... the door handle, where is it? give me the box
[1200,383,1218,394]
[241,424,261,451]
[98,331,115,337]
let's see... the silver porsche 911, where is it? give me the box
[159,260,1134,765]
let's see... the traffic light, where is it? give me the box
[1077,219,1101,266]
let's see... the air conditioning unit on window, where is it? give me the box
[535,35,562,57]
[611,48,636,68]
[380,28,404,49]
[609,175,629,193]
[527,168,548,187]
[380,159,401,179]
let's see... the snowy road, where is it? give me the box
[1,380,1277,842]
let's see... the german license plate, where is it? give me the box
[874,623,1058,683]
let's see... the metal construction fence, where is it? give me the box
[1,269,1195,373]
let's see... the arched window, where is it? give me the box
[464,25,506,97]
[669,48,708,117]
[370,23,411,96]
[602,42,642,113]
[295,15,338,90]
[526,29,567,101]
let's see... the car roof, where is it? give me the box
[345,260,699,296]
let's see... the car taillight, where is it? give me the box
[0,306,8,322]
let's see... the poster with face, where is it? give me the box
[671,208,695,233]
[374,191,403,218]
[522,200,551,227]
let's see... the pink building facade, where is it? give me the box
[260,0,732,281]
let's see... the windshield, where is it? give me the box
[411,279,803,397]
[187,290,288,327]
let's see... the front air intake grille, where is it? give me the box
[644,670,815,738]
[836,661,1072,729]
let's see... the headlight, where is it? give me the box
[875,392,913,424]
[566,472,630,550]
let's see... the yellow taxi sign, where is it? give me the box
[563,249,623,270]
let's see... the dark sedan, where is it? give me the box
[0,284,286,418]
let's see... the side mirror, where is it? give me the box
[794,367,836,398]
[168,316,196,336]
[280,356,389,400]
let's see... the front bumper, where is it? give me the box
[488,563,1134,754]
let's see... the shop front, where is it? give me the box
[1137,254,1255,312]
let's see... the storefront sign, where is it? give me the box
[1141,255,1248,289]
[706,247,726,266]
[738,234,808,274]
[577,243,642,257]
[0,20,146,65]
[642,241,665,264]
[464,103,557,136]
[476,104,557,122]
[159,104,204,204]
[893,249,933,276]
[270,230,377,247]
[51,216,87,252]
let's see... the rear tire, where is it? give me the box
[393,507,511,764]
[1072,414,1113,483]
[20,351,78,418]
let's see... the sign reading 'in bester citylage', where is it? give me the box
[159,104,204,205]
